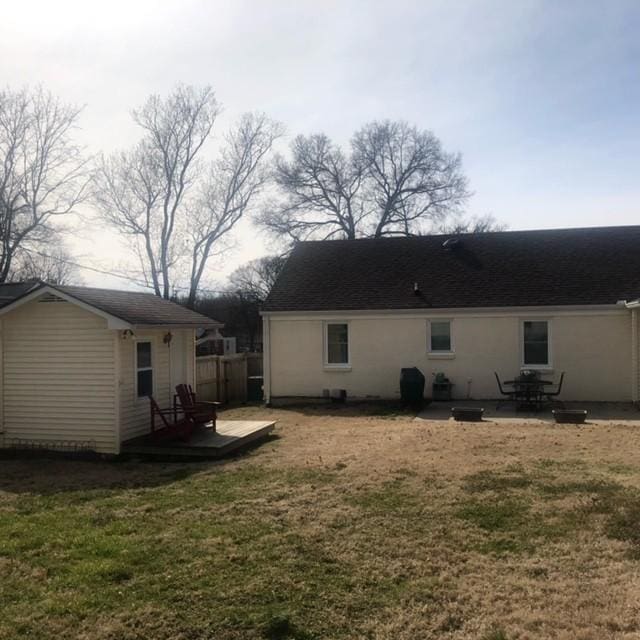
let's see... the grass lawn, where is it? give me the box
[2,404,640,639]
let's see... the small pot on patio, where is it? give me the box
[552,409,588,424]
[451,407,484,422]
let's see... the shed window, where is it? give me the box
[430,321,452,352]
[326,323,349,365]
[523,321,549,366]
[136,341,153,397]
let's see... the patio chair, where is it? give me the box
[544,372,565,409]
[149,396,195,443]
[494,372,517,410]
[174,384,220,430]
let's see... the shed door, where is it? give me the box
[170,331,187,393]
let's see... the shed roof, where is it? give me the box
[0,282,222,328]
[263,225,640,312]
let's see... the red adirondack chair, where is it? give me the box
[174,384,220,431]
[149,396,195,442]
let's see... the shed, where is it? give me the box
[0,282,222,454]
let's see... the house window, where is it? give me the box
[326,323,349,365]
[430,320,452,352]
[136,341,153,397]
[522,320,550,366]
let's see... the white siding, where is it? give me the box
[1,298,118,454]
[268,310,633,402]
[118,330,194,442]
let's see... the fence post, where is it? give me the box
[223,359,230,404]
[242,353,249,402]
[215,357,221,402]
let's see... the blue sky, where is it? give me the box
[1,0,638,286]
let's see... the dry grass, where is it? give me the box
[2,403,640,639]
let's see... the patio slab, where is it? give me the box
[415,401,640,425]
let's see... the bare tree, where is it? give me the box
[352,121,469,237]
[186,113,283,306]
[94,85,219,298]
[259,120,470,242]
[11,244,82,285]
[94,141,167,295]
[93,87,280,302]
[0,87,88,282]
[228,254,288,301]
[259,134,366,241]
[438,213,507,235]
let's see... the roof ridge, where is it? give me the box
[293,224,640,245]
[59,284,160,297]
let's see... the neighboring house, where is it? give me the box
[195,295,263,352]
[195,330,237,356]
[261,226,640,404]
[0,282,222,454]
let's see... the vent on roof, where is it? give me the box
[442,238,461,250]
[38,293,65,303]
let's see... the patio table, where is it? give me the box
[504,378,553,411]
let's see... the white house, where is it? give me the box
[261,226,640,404]
[0,282,221,454]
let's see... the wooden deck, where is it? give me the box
[121,420,276,459]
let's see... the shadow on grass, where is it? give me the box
[0,454,248,496]
[268,400,417,419]
[0,425,281,496]
[262,613,316,640]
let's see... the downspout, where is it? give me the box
[0,319,4,439]
[113,331,121,454]
[631,308,639,405]
[262,314,272,405]
[624,300,640,405]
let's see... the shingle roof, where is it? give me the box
[0,282,38,308]
[263,226,640,312]
[0,282,222,327]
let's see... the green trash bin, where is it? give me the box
[247,376,264,402]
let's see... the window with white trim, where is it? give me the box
[522,320,549,366]
[136,341,153,397]
[325,323,349,365]
[429,320,452,352]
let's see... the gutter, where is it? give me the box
[132,322,224,330]
[260,304,625,319]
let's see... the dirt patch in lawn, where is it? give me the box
[1,404,640,639]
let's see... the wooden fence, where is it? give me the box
[196,353,263,403]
